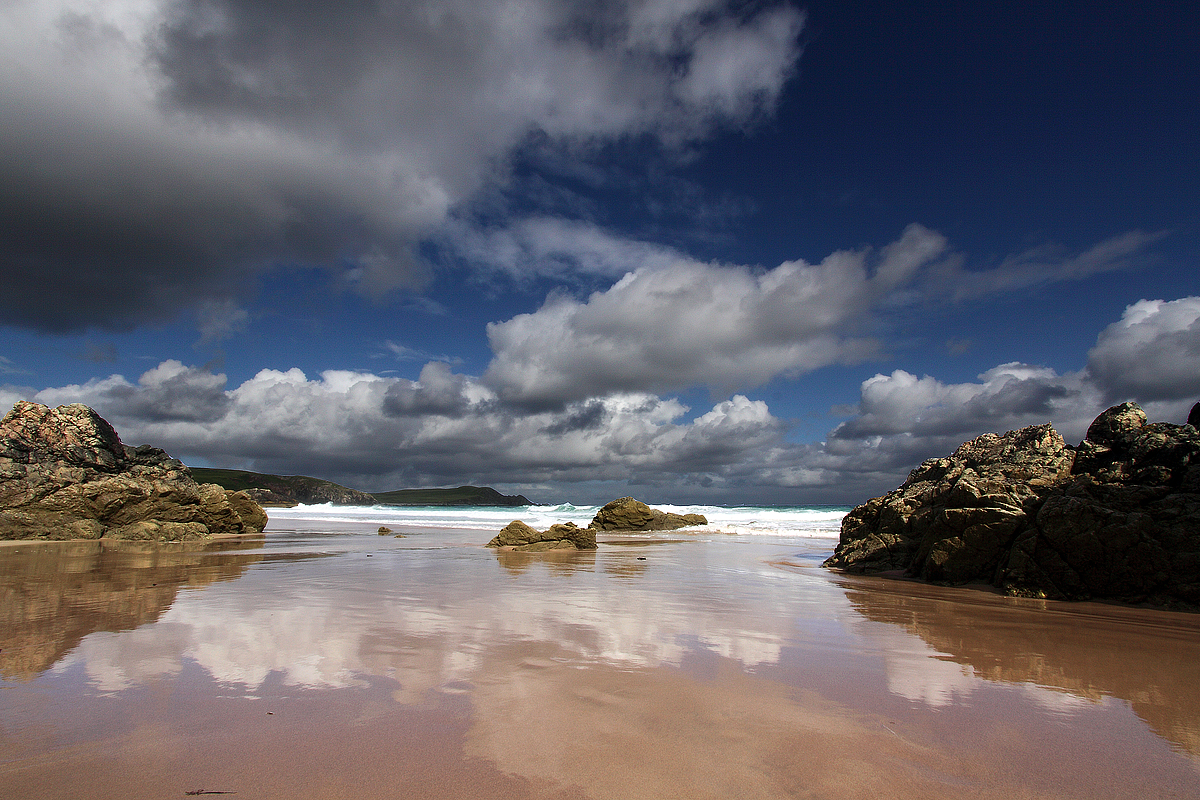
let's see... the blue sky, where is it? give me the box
[2,0,1197,505]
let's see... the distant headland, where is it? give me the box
[189,467,532,508]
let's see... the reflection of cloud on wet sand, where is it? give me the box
[58,546,799,697]
[0,538,262,681]
[842,579,1200,758]
[464,656,961,800]
[14,540,1200,799]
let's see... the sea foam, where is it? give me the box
[265,502,847,538]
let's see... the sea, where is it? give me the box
[263,501,850,540]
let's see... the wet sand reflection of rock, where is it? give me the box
[492,537,684,577]
[492,547,597,576]
[0,537,264,681]
[840,577,1200,757]
[599,538,684,579]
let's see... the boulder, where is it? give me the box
[824,402,1200,607]
[588,497,707,531]
[486,520,597,551]
[0,401,268,541]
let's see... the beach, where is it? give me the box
[2,504,1198,799]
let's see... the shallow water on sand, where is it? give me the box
[2,518,1199,799]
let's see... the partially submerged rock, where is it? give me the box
[486,520,597,551]
[0,401,268,541]
[824,402,1200,607]
[588,497,707,531]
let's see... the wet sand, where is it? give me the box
[2,522,1198,799]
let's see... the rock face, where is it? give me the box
[0,401,268,541]
[588,497,707,531]
[824,402,1200,607]
[486,520,597,551]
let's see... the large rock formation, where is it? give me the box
[588,497,707,531]
[0,401,268,541]
[824,402,1200,607]
[486,520,597,551]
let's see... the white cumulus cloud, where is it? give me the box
[484,224,949,406]
[1085,297,1200,403]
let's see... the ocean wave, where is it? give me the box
[265,502,846,538]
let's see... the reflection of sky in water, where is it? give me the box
[8,528,1200,799]
[38,528,1183,736]
[55,536,837,694]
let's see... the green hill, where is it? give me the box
[371,485,531,507]
[190,468,531,507]
[189,468,376,506]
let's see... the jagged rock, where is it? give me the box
[824,402,1200,607]
[0,401,269,541]
[588,497,707,531]
[486,520,597,551]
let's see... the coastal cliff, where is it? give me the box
[824,402,1200,607]
[191,469,531,508]
[189,467,378,506]
[0,401,268,541]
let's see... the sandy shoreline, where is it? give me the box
[2,523,1198,799]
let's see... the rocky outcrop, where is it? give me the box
[486,520,597,551]
[588,497,707,531]
[0,401,268,541]
[824,402,1200,607]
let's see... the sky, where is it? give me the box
[1,0,1198,506]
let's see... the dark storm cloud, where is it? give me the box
[382,363,476,418]
[541,400,608,435]
[1,0,804,335]
[0,50,430,333]
[36,360,232,424]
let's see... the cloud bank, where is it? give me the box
[8,294,1199,504]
